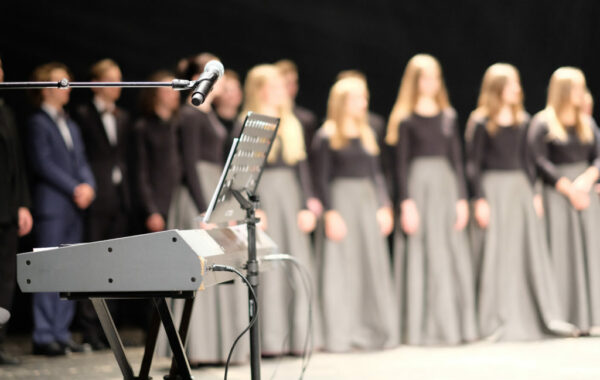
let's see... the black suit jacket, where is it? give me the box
[0,100,30,226]
[73,102,132,214]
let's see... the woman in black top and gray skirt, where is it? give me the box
[528,67,600,336]
[161,54,250,364]
[238,64,322,356]
[466,63,578,341]
[387,54,477,345]
[168,54,230,230]
[313,75,397,352]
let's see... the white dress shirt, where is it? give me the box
[41,103,73,150]
[93,97,118,146]
[93,97,122,185]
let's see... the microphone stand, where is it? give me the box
[0,77,221,380]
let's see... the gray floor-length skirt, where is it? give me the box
[319,177,398,352]
[474,170,576,341]
[159,161,250,364]
[543,162,600,332]
[395,157,478,346]
[256,168,322,355]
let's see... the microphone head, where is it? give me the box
[204,60,225,78]
[0,307,10,325]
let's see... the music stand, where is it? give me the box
[204,111,280,380]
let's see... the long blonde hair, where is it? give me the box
[467,63,526,140]
[322,76,379,155]
[536,67,592,143]
[385,54,451,145]
[239,64,306,165]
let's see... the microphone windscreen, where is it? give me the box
[205,60,225,78]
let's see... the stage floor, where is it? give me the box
[1,336,599,379]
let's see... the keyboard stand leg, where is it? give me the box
[167,297,195,378]
[138,306,161,380]
[154,297,193,380]
[91,298,136,380]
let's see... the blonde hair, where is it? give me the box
[336,69,366,82]
[466,63,526,140]
[322,76,379,155]
[537,67,592,143]
[239,64,306,165]
[275,59,298,76]
[386,54,451,145]
[30,62,72,107]
[90,58,120,80]
[584,89,594,116]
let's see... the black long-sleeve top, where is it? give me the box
[527,115,600,186]
[466,118,532,199]
[311,132,390,210]
[178,105,228,212]
[134,114,182,218]
[0,99,31,226]
[395,110,467,202]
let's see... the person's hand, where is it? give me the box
[376,206,394,236]
[533,194,544,218]
[306,197,323,218]
[297,209,317,233]
[474,198,490,229]
[454,199,469,231]
[573,176,593,194]
[324,210,347,242]
[195,213,217,230]
[557,177,590,211]
[146,213,165,232]
[401,199,419,235]
[198,222,217,230]
[255,209,268,231]
[73,183,95,209]
[18,207,33,237]
[573,167,599,194]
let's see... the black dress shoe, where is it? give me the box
[84,339,108,351]
[0,350,21,365]
[58,340,87,353]
[32,341,67,356]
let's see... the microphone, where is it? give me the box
[0,307,10,325]
[191,60,225,106]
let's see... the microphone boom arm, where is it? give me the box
[0,78,197,90]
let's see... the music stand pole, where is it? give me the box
[231,190,261,380]
[204,112,281,380]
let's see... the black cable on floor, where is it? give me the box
[210,264,259,380]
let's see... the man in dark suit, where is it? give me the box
[0,56,33,365]
[71,59,132,350]
[28,62,96,356]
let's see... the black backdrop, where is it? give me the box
[1,0,599,332]
[1,0,599,125]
